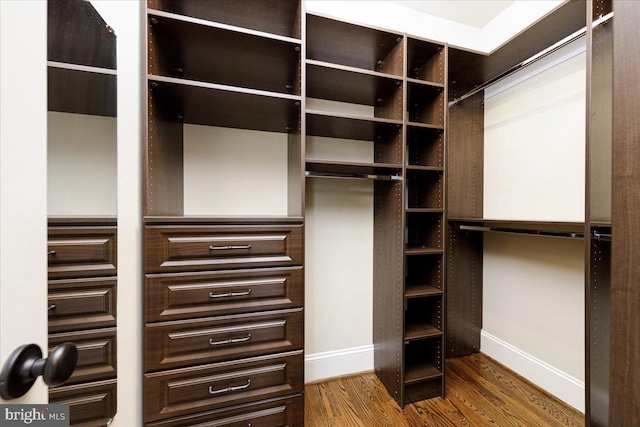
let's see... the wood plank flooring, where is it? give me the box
[305,353,584,426]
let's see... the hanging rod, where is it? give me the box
[458,224,585,239]
[305,171,403,181]
[448,11,614,107]
[592,231,612,242]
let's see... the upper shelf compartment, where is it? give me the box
[407,37,445,85]
[147,10,301,95]
[148,0,301,40]
[306,14,404,77]
[48,0,116,69]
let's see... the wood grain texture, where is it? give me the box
[611,1,640,425]
[305,354,584,427]
[50,379,117,427]
[446,227,482,358]
[373,180,405,406]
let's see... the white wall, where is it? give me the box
[484,39,586,222]
[0,0,49,404]
[305,1,563,53]
[481,39,586,411]
[183,125,288,215]
[48,112,117,215]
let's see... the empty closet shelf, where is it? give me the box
[404,363,442,384]
[305,160,402,180]
[306,110,402,141]
[404,323,442,341]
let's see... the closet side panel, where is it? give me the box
[373,180,404,406]
[611,1,640,425]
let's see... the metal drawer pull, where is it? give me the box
[208,245,252,251]
[209,290,252,299]
[47,250,56,256]
[209,334,252,346]
[47,304,56,311]
[208,379,251,395]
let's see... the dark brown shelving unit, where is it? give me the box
[446,0,587,360]
[142,1,304,425]
[400,35,448,405]
[47,1,118,425]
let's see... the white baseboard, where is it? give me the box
[481,330,585,413]
[305,344,374,383]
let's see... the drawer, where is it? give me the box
[49,379,117,427]
[145,308,303,371]
[146,394,303,427]
[145,267,303,322]
[48,226,117,278]
[144,351,303,422]
[144,224,303,273]
[49,328,117,385]
[48,277,117,333]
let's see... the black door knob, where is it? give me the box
[0,343,78,400]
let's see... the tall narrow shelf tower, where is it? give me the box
[403,37,447,403]
[142,1,305,425]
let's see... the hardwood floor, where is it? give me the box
[304,353,584,426]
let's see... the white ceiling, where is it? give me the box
[390,0,516,28]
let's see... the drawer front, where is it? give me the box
[146,394,303,427]
[144,351,303,422]
[49,379,117,427]
[49,328,117,385]
[48,226,117,278]
[145,224,303,273]
[145,308,303,371]
[48,277,117,333]
[145,267,304,322]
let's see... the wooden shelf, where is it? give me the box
[148,10,301,95]
[406,165,444,172]
[48,216,117,226]
[405,247,443,255]
[405,363,442,385]
[306,110,402,141]
[307,59,402,107]
[306,160,402,178]
[406,208,444,214]
[406,121,445,131]
[143,216,304,225]
[148,0,301,39]
[406,77,444,89]
[405,284,443,299]
[307,13,403,76]
[48,65,116,117]
[148,76,300,133]
[404,323,442,341]
[449,218,585,234]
